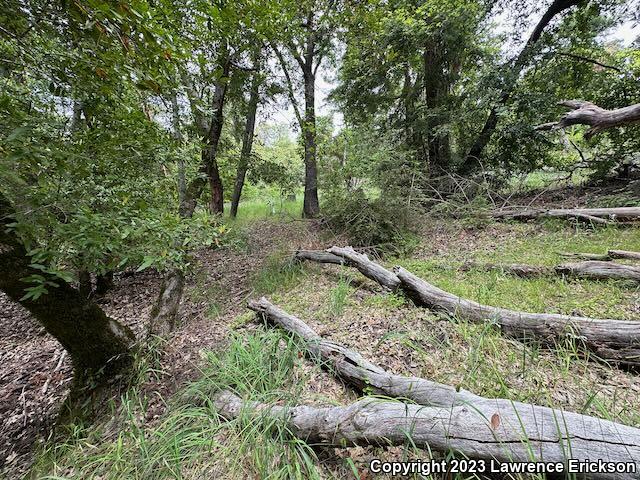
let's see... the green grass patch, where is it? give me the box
[31,331,330,480]
[250,251,306,297]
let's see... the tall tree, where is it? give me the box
[230,49,264,218]
[460,0,584,173]
[272,0,337,218]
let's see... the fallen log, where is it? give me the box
[394,266,640,367]
[461,260,640,282]
[248,297,480,407]
[296,246,400,290]
[556,261,640,282]
[560,250,640,262]
[214,390,640,477]
[298,247,640,366]
[493,206,640,223]
[610,250,640,261]
[460,261,548,278]
[294,250,346,265]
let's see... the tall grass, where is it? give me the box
[31,331,325,480]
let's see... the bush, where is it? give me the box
[322,188,420,256]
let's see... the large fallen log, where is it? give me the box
[297,248,640,367]
[493,206,640,223]
[461,260,640,282]
[296,246,400,290]
[214,390,640,478]
[561,250,640,262]
[394,266,640,367]
[294,250,346,265]
[248,297,480,407]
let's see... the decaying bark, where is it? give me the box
[493,206,640,223]
[148,271,185,336]
[561,250,640,262]
[461,260,640,282]
[536,100,640,139]
[325,246,400,290]
[610,250,640,261]
[460,261,548,278]
[248,297,480,406]
[294,250,346,265]
[394,266,640,367]
[214,390,640,477]
[556,261,640,282]
[299,247,640,366]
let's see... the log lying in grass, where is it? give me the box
[556,261,640,282]
[610,250,640,261]
[493,206,640,223]
[460,261,548,278]
[248,297,481,407]
[394,266,640,367]
[561,250,640,262]
[214,390,640,477]
[296,246,400,290]
[294,250,346,265]
[298,247,640,366]
[461,260,640,282]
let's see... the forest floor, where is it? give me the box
[2,179,640,479]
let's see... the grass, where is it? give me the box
[31,330,333,480]
[225,196,303,226]
[249,251,307,297]
[326,276,353,318]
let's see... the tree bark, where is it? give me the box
[394,266,640,368]
[204,55,231,215]
[462,260,640,282]
[493,206,640,222]
[609,250,640,261]
[298,246,640,366]
[230,57,261,218]
[461,0,583,173]
[0,198,135,379]
[294,249,346,265]
[326,246,400,290]
[535,100,640,139]
[302,66,320,218]
[214,391,640,477]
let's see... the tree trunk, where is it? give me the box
[95,271,114,295]
[302,67,320,218]
[230,62,261,218]
[214,391,640,477]
[394,266,640,367]
[535,100,640,139]
[423,42,450,172]
[0,199,135,379]
[461,0,583,173]
[204,54,231,215]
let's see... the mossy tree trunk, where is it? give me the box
[0,202,135,380]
